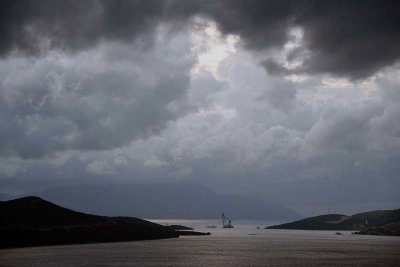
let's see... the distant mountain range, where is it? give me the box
[266,209,400,235]
[0,196,180,248]
[8,182,301,220]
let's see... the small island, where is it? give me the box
[0,196,210,249]
[266,209,400,236]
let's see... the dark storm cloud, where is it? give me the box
[1,0,400,78]
[0,0,169,55]
[296,0,400,78]
[171,0,400,79]
[2,0,291,54]
[199,0,400,79]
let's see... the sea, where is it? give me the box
[1,219,399,266]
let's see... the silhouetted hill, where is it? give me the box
[29,182,301,220]
[0,196,179,248]
[0,196,104,226]
[266,209,400,232]
[266,214,349,230]
[0,193,14,201]
[340,210,400,229]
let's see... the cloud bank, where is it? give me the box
[1,0,400,215]
[2,0,400,78]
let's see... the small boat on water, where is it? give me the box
[206,224,217,228]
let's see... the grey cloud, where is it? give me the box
[261,59,291,76]
[303,105,379,154]
[190,71,226,108]
[259,78,296,112]
[1,64,400,214]
[114,66,400,211]
[0,31,194,158]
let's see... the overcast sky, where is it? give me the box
[1,0,400,216]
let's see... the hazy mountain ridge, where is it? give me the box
[24,182,301,220]
[266,209,400,234]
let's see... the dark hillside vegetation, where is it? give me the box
[0,196,179,249]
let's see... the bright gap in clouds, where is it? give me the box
[191,17,239,76]
[190,17,239,120]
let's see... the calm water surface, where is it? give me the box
[1,220,399,266]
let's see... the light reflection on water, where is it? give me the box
[148,219,281,236]
[1,220,400,267]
